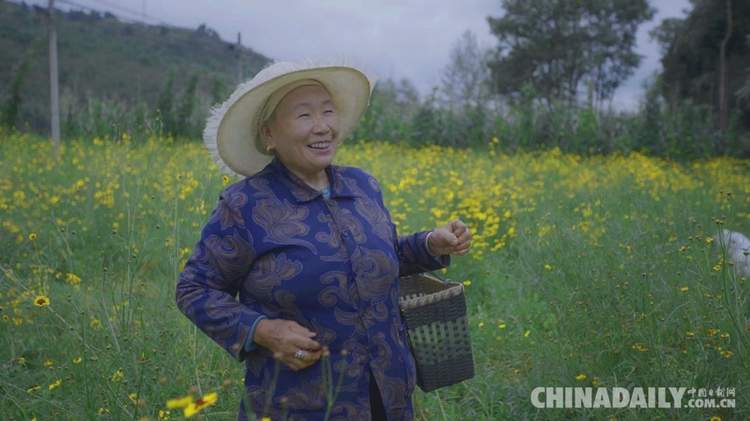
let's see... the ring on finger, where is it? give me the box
[294,349,305,360]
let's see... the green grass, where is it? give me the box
[0,131,748,420]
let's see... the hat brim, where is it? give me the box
[204,59,377,177]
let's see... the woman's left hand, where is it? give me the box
[427,219,472,256]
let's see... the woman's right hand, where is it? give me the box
[253,319,322,371]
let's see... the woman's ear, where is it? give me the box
[259,122,274,149]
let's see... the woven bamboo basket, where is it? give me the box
[398,273,474,392]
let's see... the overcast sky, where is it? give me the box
[27,0,690,110]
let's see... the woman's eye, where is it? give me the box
[324,110,334,114]
[298,113,310,118]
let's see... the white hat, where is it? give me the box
[204,58,378,177]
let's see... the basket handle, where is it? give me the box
[396,244,450,284]
[416,263,450,284]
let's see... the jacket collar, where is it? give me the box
[268,158,364,203]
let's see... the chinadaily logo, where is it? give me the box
[530,386,736,409]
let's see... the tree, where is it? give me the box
[351,77,419,142]
[652,0,750,135]
[196,23,220,39]
[649,19,685,55]
[487,0,655,106]
[718,0,733,132]
[410,88,441,146]
[737,36,750,103]
[441,29,491,110]
[155,71,175,136]
[176,72,200,138]
[2,47,37,129]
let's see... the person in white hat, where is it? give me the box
[176,58,472,421]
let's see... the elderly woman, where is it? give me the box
[176,59,471,421]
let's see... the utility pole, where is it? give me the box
[48,0,61,155]
[237,32,243,84]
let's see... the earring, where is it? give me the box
[266,145,274,154]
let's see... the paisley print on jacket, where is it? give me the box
[176,158,449,421]
[209,186,248,230]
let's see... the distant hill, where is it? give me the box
[0,1,272,137]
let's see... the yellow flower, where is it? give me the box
[166,395,193,409]
[65,273,81,284]
[707,237,714,244]
[680,287,688,292]
[478,322,484,327]
[544,264,553,270]
[110,369,123,382]
[575,374,587,381]
[222,175,230,185]
[184,392,218,418]
[27,385,40,392]
[710,416,721,421]
[90,317,102,329]
[73,357,82,364]
[713,265,721,271]
[34,295,50,307]
[48,379,62,390]
[462,280,471,286]
[44,359,53,366]
[29,233,37,240]
[524,330,530,337]
[498,324,506,329]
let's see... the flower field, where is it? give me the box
[1,131,749,420]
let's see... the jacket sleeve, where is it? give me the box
[175,188,262,362]
[365,172,450,276]
[394,229,450,277]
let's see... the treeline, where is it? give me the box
[354,0,750,160]
[2,0,749,160]
[352,79,748,160]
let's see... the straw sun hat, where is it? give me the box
[204,58,378,177]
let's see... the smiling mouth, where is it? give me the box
[308,141,331,150]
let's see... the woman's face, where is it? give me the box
[260,85,340,180]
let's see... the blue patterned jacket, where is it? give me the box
[176,159,448,420]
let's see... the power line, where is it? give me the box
[11,0,179,30]
[1,0,270,71]
[1,0,30,7]
[54,0,175,28]
[78,0,175,28]
[2,0,268,62]
[14,0,204,50]
[22,0,256,55]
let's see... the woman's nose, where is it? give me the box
[311,114,330,134]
